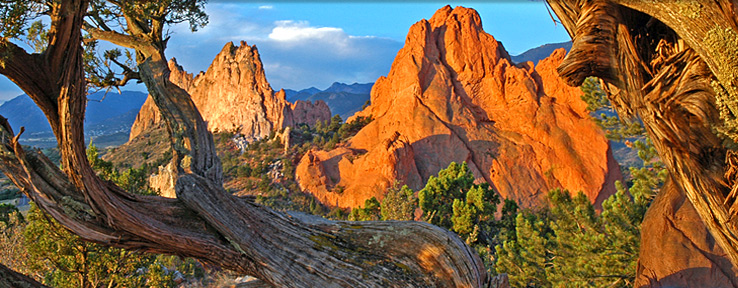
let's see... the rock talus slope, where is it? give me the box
[130,41,331,142]
[296,6,622,209]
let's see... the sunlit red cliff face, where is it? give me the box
[130,41,331,141]
[295,6,622,209]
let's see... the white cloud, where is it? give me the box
[258,5,274,10]
[268,21,346,43]
[256,32,401,90]
[164,5,403,91]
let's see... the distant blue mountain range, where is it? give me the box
[282,42,573,120]
[284,82,373,120]
[511,41,572,64]
[0,90,148,147]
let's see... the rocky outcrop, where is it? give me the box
[149,162,177,198]
[295,6,621,209]
[282,95,332,129]
[129,96,161,141]
[129,41,330,142]
[125,41,330,198]
[635,180,738,287]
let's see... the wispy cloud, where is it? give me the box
[165,4,402,91]
[258,5,274,10]
[268,20,345,42]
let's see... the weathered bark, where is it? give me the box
[0,263,48,288]
[547,0,738,269]
[0,1,488,287]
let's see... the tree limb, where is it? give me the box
[0,41,58,131]
[84,26,152,53]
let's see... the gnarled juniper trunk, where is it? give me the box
[547,0,738,268]
[0,263,48,288]
[0,0,487,287]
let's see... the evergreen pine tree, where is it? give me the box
[348,197,381,221]
[495,77,666,287]
[380,183,417,221]
[495,213,552,288]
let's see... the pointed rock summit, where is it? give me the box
[295,6,622,209]
[126,41,330,198]
[130,41,331,142]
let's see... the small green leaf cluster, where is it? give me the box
[0,1,43,41]
[347,182,419,222]
[495,188,647,288]
[380,183,417,221]
[419,162,499,243]
[348,197,381,221]
[580,77,645,141]
[348,182,418,222]
[87,143,159,196]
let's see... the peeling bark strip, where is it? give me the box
[557,0,620,87]
[0,1,488,287]
[547,0,738,269]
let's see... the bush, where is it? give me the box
[380,183,417,221]
[348,197,381,221]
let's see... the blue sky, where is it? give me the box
[0,1,570,104]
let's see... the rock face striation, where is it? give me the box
[130,41,331,142]
[295,6,622,209]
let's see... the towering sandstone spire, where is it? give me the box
[295,6,622,209]
[130,41,331,142]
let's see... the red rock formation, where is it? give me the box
[126,42,330,198]
[636,181,738,287]
[129,42,330,142]
[296,6,621,209]
[129,95,162,141]
[129,58,192,141]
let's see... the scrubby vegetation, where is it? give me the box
[214,114,372,218]
[22,203,205,288]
